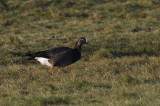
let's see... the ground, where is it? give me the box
[0,0,160,105]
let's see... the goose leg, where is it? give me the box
[50,66,54,70]
[50,66,54,72]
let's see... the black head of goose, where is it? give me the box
[26,37,89,71]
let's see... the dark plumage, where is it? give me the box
[26,37,89,71]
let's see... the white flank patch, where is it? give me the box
[85,38,88,43]
[35,57,52,66]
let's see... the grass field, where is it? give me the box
[0,0,160,105]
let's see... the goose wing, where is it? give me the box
[26,47,72,60]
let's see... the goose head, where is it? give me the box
[75,37,89,50]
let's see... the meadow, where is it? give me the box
[0,0,160,105]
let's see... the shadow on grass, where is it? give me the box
[10,51,24,57]
[6,51,37,65]
[110,48,160,57]
[97,40,160,58]
[144,79,160,84]
[94,83,112,89]
[39,96,72,105]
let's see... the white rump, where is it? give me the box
[35,57,52,66]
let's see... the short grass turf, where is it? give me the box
[0,0,160,105]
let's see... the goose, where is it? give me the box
[26,37,89,72]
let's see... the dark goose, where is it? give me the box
[26,37,89,71]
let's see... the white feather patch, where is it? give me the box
[85,38,88,43]
[35,57,52,66]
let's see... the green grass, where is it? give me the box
[0,0,160,105]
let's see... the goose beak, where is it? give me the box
[85,38,90,45]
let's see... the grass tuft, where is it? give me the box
[122,74,138,85]
[70,80,94,90]
[7,36,21,45]
[48,84,58,92]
